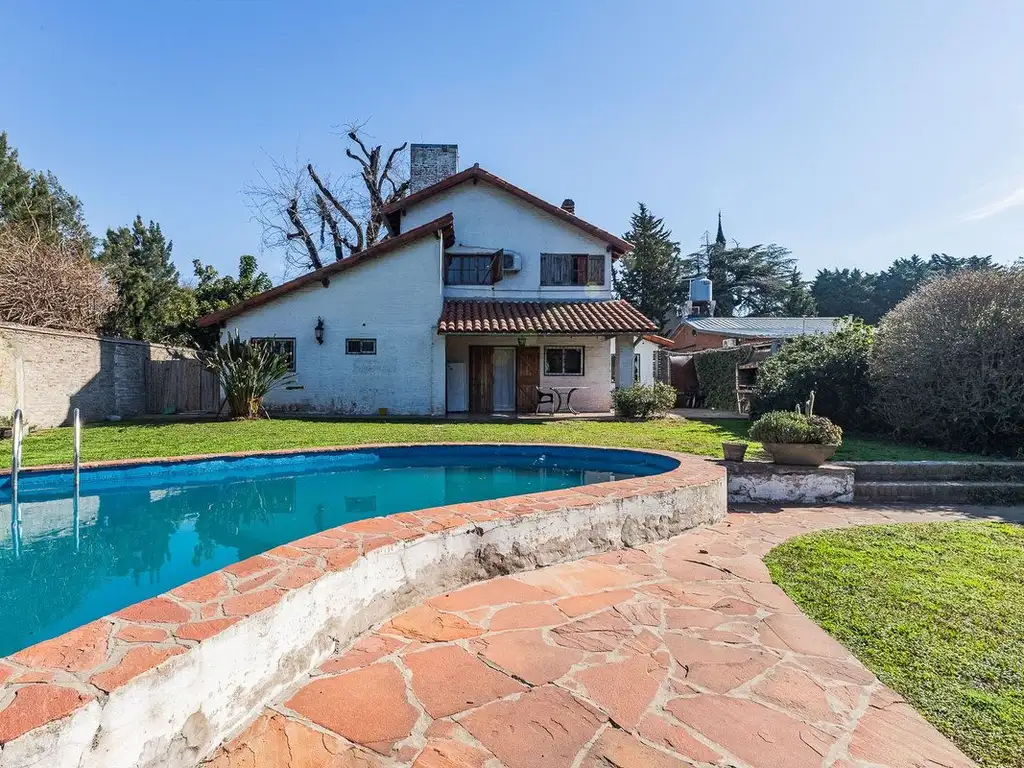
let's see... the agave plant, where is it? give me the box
[205,331,293,419]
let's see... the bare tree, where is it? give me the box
[246,124,410,273]
[0,224,115,332]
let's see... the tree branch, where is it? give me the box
[286,197,324,270]
[307,163,364,253]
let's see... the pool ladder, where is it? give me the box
[8,408,82,557]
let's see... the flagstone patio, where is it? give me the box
[203,504,1018,768]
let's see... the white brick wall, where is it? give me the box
[225,236,447,416]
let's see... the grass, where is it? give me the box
[0,416,980,468]
[766,522,1024,768]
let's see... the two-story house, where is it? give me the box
[197,144,657,416]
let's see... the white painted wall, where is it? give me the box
[610,337,659,386]
[444,335,613,412]
[223,237,446,416]
[397,183,614,301]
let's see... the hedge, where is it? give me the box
[693,346,753,411]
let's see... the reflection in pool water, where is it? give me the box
[0,446,674,657]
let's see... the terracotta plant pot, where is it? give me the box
[763,443,838,467]
[722,441,748,462]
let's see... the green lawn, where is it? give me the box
[0,417,977,468]
[766,522,1024,768]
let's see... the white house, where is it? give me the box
[198,145,657,416]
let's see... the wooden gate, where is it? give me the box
[516,347,540,413]
[147,358,220,414]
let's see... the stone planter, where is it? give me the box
[763,443,838,467]
[722,441,748,462]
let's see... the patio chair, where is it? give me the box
[535,386,555,415]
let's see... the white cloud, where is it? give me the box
[962,185,1024,222]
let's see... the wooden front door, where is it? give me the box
[516,347,540,413]
[469,346,494,414]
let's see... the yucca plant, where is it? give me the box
[205,331,293,419]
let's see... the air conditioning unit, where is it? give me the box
[502,251,522,272]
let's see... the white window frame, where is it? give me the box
[346,338,377,355]
[544,346,585,376]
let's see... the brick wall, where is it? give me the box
[0,322,190,428]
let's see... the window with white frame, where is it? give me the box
[633,353,642,383]
[346,338,376,355]
[250,337,296,372]
[544,346,584,375]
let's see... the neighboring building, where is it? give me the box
[666,316,841,352]
[611,334,673,386]
[198,146,657,416]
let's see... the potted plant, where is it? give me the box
[722,441,748,461]
[748,410,843,466]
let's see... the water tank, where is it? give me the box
[690,277,713,303]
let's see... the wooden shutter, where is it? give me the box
[587,255,605,285]
[575,255,588,285]
[469,346,494,413]
[490,251,503,283]
[516,347,540,413]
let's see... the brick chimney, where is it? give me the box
[561,198,576,215]
[409,144,459,194]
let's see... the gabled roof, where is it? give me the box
[197,213,455,327]
[680,316,841,339]
[438,299,657,335]
[382,166,632,256]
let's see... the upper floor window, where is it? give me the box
[540,254,605,286]
[446,252,502,285]
[250,337,296,372]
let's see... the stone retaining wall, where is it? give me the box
[723,460,854,504]
[0,447,726,768]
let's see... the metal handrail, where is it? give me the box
[10,408,24,558]
[73,408,81,492]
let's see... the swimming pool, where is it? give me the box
[0,444,677,656]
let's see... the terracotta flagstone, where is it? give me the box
[198,504,983,768]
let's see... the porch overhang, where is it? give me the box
[438,299,658,335]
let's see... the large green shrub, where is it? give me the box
[205,331,293,419]
[752,319,873,429]
[693,346,753,411]
[749,411,843,445]
[612,383,677,419]
[871,270,1024,455]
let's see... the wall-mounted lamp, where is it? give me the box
[314,317,325,345]
[517,335,527,347]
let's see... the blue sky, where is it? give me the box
[4,1,1023,283]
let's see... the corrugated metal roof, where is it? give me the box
[681,317,842,339]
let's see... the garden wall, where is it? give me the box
[0,322,204,428]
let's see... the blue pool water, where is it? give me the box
[0,445,675,657]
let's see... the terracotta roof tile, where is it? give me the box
[438,299,657,335]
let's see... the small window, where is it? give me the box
[722,338,738,348]
[250,337,296,372]
[633,353,642,383]
[540,254,605,286]
[346,338,376,355]
[545,346,584,376]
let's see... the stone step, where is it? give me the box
[842,461,1024,483]
[854,480,1024,505]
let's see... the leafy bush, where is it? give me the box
[693,346,754,411]
[749,411,843,445]
[752,319,873,429]
[871,270,1024,455]
[205,331,293,419]
[612,383,677,419]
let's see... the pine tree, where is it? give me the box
[613,203,686,324]
[98,216,195,341]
